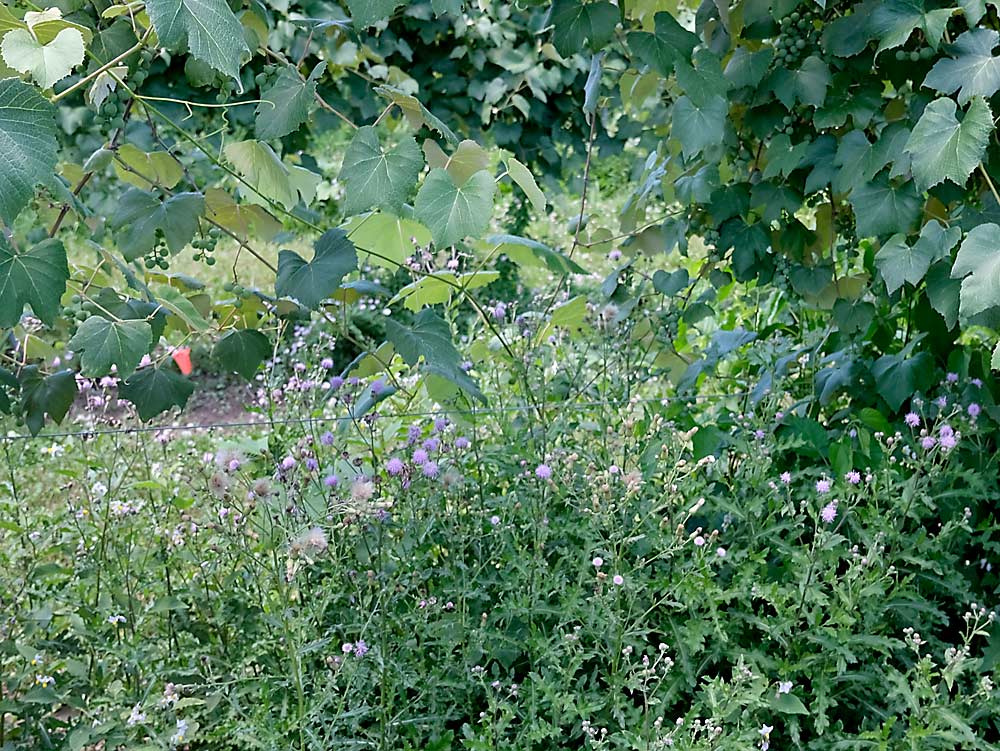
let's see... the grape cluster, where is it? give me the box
[771,253,793,294]
[144,240,172,270]
[254,64,279,92]
[222,281,257,308]
[95,90,129,131]
[660,306,681,340]
[774,9,821,67]
[893,47,935,63]
[191,227,222,265]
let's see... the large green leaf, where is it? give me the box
[276,229,358,309]
[109,189,205,261]
[951,222,1000,318]
[1,27,84,89]
[869,0,953,52]
[875,220,961,294]
[20,367,77,436]
[339,126,423,215]
[414,168,496,247]
[119,366,195,421]
[627,11,697,77]
[486,234,587,274]
[0,78,58,225]
[872,349,933,411]
[549,0,619,57]
[255,63,325,140]
[924,28,1000,104]
[344,212,432,269]
[904,97,993,190]
[145,0,249,81]
[385,309,484,402]
[0,237,68,327]
[672,95,727,158]
[346,0,404,27]
[769,56,831,109]
[503,156,547,213]
[213,329,272,380]
[849,177,922,238]
[224,141,321,211]
[68,317,152,379]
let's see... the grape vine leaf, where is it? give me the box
[374,86,459,144]
[346,0,404,27]
[904,97,993,189]
[113,145,184,190]
[213,329,272,380]
[951,222,1000,318]
[487,235,586,274]
[338,125,423,215]
[344,212,432,269]
[549,0,619,58]
[68,317,152,379]
[872,348,933,411]
[225,141,321,211]
[119,366,195,421]
[255,62,326,140]
[926,260,962,329]
[675,50,729,106]
[145,0,249,81]
[769,56,831,108]
[1,27,85,89]
[672,95,727,158]
[0,237,68,327]
[414,168,496,247]
[869,0,953,52]
[20,366,77,436]
[924,29,1000,104]
[276,229,358,309]
[109,189,205,261]
[445,141,491,186]
[0,78,58,225]
[627,11,697,77]
[875,220,961,294]
[849,177,922,238]
[385,309,484,403]
[502,156,547,212]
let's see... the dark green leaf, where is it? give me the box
[849,177,922,238]
[276,229,358,310]
[339,125,423,215]
[904,97,993,190]
[414,169,496,247]
[109,189,205,261]
[68,317,152,379]
[20,367,77,436]
[0,237,68,328]
[0,78,58,225]
[145,0,249,80]
[255,62,325,140]
[119,366,195,421]
[213,329,272,380]
[924,29,1000,104]
[549,0,619,57]
[627,11,697,77]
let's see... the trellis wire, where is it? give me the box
[0,391,753,442]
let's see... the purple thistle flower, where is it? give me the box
[455,436,470,450]
[305,458,319,472]
[815,478,831,494]
[386,457,404,476]
[412,448,428,465]
[329,376,344,390]
[434,417,448,432]
[281,456,297,471]
[407,424,422,442]
[422,461,439,478]
[324,474,339,487]
[845,470,861,485]
[423,437,440,452]
[780,471,792,485]
[353,640,369,657]
[370,379,385,395]
[321,357,334,369]
[904,412,920,427]
[968,403,981,418]
[921,435,937,450]
[535,463,552,479]
[820,501,838,524]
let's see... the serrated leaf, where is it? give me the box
[344,211,432,269]
[20,367,77,435]
[119,366,194,421]
[414,168,496,247]
[256,62,325,140]
[769,55,831,109]
[724,46,773,88]
[1,27,84,89]
[872,349,933,410]
[653,268,690,296]
[904,97,993,190]
[672,95,727,158]
[0,78,58,225]
[109,189,204,261]
[926,260,961,328]
[145,0,249,81]
[213,329,271,380]
[875,220,960,294]
[870,0,953,52]
[339,126,423,215]
[503,156,546,212]
[951,222,1000,318]
[385,308,484,402]
[151,284,211,331]
[68,317,152,378]
[346,0,403,26]
[225,140,320,211]
[849,177,922,238]
[276,228,358,309]
[626,11,697,77]
[205,189,281,241]
[675,49,729,107]
[924,28,1000,105]
[113,144,183,190]
[0,237,68,327]
[549,0,617,57]
[375,86,458,144]
[446,140,491,186]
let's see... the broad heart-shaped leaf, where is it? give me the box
[926,260,961,328]
[344,212,432,269]
[849,177,922,238]
[119,366,195,421]
[255,62,325,140]
[213,329,271,380]
[414,169,496,247]
[675,49,729,107]
[627,11,698,77]
[0,78,57,225]
[19,367,77,436]
[145,0,249,81]
[875,220,961,294]
[224,141,320,211]
[276,229,358,309]
[869,0,953,52]
[672,95,727,158]
[109,189,204,261]
[385,309,484,403]
[924,29,1000,105]
[768,56,831,109]
[904,97,993,190]
[549,0,619,57]
[1,27,84,89]
[68,317,152,379]
[951,223,1000,318]
[346,0,404,27]
[0,237,68,327]
[872,349,934,411]
[339,126,423,215]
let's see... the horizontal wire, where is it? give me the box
[0,391,752,442]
